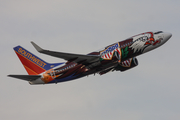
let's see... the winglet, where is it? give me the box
[31,41,44,52]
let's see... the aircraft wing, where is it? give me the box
[31,42,100,65]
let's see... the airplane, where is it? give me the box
[8,31,172,85]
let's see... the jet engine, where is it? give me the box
[115,57,138,72]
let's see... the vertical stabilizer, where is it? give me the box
[13,46,64,75]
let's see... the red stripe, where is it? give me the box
[124,61,127,66]
[126,60,130,66]
[16,52,45,75]
[107,53,110,58]
[116,49,120,54]
[24,65,38,75]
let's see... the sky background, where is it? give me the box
[1,0,180,120]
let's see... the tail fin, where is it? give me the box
[13,46,64,75]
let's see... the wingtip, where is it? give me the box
[7,75,11,77]
[31,41,43,52]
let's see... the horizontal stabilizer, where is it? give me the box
[8,75,41,81]
[31,41,100,65]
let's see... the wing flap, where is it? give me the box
[31,42,100,64]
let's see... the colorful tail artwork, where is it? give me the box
[14,46,64,75]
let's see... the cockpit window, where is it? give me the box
[154,31,163,34]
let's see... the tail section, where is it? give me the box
[14,46,64,75]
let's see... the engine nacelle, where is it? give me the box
[115,57,138,72]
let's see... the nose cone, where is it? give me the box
[164,32,172,41]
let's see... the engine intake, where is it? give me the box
[115,57,138,72]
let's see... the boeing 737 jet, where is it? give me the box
[8,31,172,85]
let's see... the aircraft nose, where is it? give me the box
[164,32,172,41]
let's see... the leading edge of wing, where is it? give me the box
[31,42,100,64]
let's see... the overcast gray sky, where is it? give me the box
[1,0,180,120]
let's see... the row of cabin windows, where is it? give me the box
[55,64,76,72]
[120,41,133,48]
